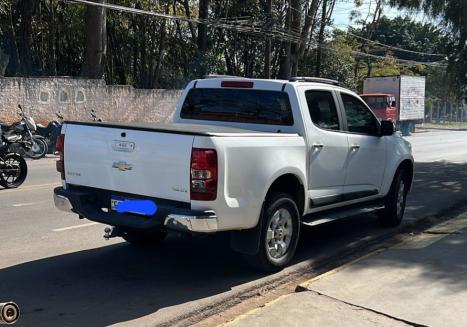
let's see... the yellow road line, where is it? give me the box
[221,294,293,326]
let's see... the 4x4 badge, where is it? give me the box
[112,140,135,153]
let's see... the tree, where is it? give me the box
[81,0,107,79]
[388,0,467,86]
[315,0,337,77]
[18,0,35,75]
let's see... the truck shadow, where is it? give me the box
[0,235,256,326]
[0,161,466,326]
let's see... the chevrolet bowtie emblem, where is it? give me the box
[112,161,133,171]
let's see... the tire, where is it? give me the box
[401,122,411,136]
[121,229,167,247]
[0,153,28,188]
[378,169,408,227]
[25,136,48,159]
[244,192,300,272]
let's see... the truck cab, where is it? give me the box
[360,93,398,123]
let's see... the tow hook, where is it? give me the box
[104,227,120,240]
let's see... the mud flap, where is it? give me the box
[230,202,265,255]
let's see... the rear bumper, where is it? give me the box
[53,186,218,233]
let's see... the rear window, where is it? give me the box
[180,88,294,126]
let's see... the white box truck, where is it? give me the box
[361,75,426,136]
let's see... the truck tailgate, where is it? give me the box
[64,123,194,202]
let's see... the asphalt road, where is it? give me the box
[1,129,467,327]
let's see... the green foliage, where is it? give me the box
[389,0,467,88]
[0,0,463,100]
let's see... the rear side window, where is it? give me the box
[180,88,294,126]
[305,90,340,131]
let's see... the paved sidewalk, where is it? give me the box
[226,213,467,327]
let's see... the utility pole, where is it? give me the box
[264,0,272,79]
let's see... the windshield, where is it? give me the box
[180,88,294,126]
[361,96,388,110]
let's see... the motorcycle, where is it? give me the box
[0,105,48,159]
[36,111,63,154]
[0,129,28,188]
[90,109,103,122]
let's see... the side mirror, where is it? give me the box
[380,120,394,136]
[391,101,396,107]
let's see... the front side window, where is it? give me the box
[305,90,340,131]
[341,93,379,135]
[180,88,293,126]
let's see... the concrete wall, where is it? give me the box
[0,77,182,124]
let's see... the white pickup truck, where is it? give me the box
[53,77,414,271]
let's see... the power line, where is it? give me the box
[61,0,447,68]
[62,0,306,43]
[342,29,447,57]
[322,44,447,67]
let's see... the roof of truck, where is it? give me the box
[194,77,358,95]
[360,93,394,97]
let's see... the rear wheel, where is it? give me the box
[378,169,408,227]
[0,153,28,188]
[121,229,167,247]
[25,137,48,159]
[244,192,300,272]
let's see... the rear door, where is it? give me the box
[64,124,194,202]
[338,92,387,200]
[299,87,349,210]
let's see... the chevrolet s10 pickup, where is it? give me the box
[54,76,413,271]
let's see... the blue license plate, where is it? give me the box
[110,196,157,216]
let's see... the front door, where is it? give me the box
[338,92,387,200]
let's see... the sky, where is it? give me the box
[332,1,429,30]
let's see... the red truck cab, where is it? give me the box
[360,93,398,122]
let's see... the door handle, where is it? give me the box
[313,143,324,149]
[350,144,360,151]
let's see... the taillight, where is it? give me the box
[190,148,217,201]
[56,134,65,180]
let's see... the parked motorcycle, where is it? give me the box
[0,105,48,159]
[90,109,103,122]
[0,129,28,188]
[36,111,63,154]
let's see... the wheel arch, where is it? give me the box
[230,172,306,256]
[264,172,306,217]
[397,159,414,192]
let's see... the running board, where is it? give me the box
[302,202,385,227]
